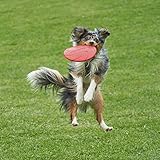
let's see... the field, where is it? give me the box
[0,0,160,159]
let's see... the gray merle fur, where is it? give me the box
[27,27,110,112]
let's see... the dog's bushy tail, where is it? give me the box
[27,67,76,110]
[27,67,67,90]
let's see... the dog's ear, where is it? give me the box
[98,28,110,40]
[72,26,88,42]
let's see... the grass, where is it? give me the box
[0,0,160,159]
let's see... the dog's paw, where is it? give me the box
[84,92,93,102]
[72,122,79,126]
[100,120,113,132]
[72,117,79,126]
[105,127,113,132]
[76,91,83,105]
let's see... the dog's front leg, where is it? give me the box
[84,75,102,102]
[75,76,84,105]
[84,78,97,102]
[84,79,96,102]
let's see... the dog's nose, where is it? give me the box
[89,42,94,45]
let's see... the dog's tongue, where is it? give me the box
[64,45,97,62]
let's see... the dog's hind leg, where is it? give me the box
[69,100,79,126]
[92,89,113,131]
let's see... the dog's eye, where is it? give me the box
[94,38,99,43]
[85,35,91,40]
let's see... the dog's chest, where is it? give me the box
[70,58,102,76]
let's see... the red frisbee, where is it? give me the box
[64,45,97,62]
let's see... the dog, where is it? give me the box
[27,26,113,131]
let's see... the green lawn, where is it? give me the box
[0,0,160,159]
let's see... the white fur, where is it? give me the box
[27,71,38,87]
[72,117,79,126]
[75,76,83,105]
[72,41,77,46]
[100,120,113,131]
[84,79,97,102]
[74,62,85,74]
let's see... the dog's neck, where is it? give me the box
[72,41,77,47]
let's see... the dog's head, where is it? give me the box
[71,26,110,51]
